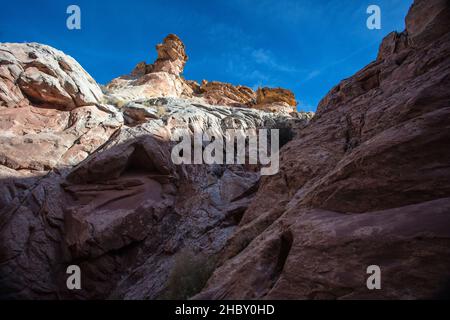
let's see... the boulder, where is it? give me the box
[256,87,297,107]
[0,43,103,110]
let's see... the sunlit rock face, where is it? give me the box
[1,0,449,301]
[0,35,309,299]
[105,34,194,102]
[153,34,188,75]
[193,80,257,108]
[0,42,121,172]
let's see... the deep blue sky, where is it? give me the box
[0,0,412,111]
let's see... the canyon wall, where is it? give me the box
[0,0,449,300]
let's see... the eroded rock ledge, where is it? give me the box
[194,0,450,299]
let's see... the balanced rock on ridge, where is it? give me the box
[153,34,188,75]
[106,34,299,112]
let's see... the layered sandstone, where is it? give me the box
[256,87,296,106]
[0,39,308,298]
[194,80,256,107]
[106,34,194,101]
[0,0,449,301]
[0,43,103,110]
[153,34,188,75]
[0,43,122,171]
[106,34,298,111]
[195,0,450,299]
[253,87,297,113]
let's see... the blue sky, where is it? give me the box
[0,0,413,111]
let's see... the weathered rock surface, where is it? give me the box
[0,43,103,110]
[0,43,122,172]
[106,71,194,102]
[105,34,193,101]
[153,34,188,75]
[195,80,256,108]
[253,87,297,113]
[0,86,309,298]
[129,34,188,77]
[106,35,298,111]
[1,0,449,301]
[194,0,450,300]
[256,87,296,106]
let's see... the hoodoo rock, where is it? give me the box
[105,34,193,101]
[129,34,188,77]
[254,87,297,113]
[0,43,121,171]
[153,34,188,75]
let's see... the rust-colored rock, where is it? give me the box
[153,34,188,75]
[195,0,450,300]
[405,0,450,47]
[256,87,297,106]
[0,43,103,110]
[376,31,409,60]
[199,81,256,107]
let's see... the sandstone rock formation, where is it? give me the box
[0,92,308,299]
[130,34,188,77]
[253,87,297,113]
[194,0,450,299]
[106,34,193,101]
[106,34,298,112]
[0,43,103,110]
[153,34,188,75]
[0,43,122,172]
[256,87,296,106]
[195,80,256,107]
[0,39,308,298]
[1,0,449,301]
